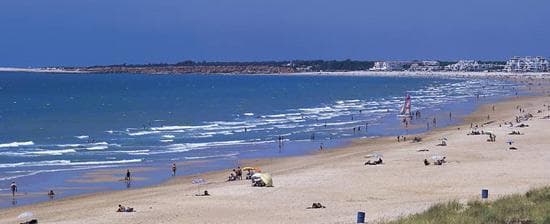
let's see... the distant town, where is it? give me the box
[4,56,549,75]
[369,56,549,73]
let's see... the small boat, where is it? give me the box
[398,95,412,118]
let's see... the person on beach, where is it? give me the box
[236,167,242,180]
[117,204,134,212]
[228,170,236,181]
[319,143,324,151]
[10,181,17,197]
[125,169,131,181]
[397,136,400,142]
[172,163,177,176]
[48,190,55,199]
[449,112,452,120]
[423,159,430,166]
[433,117,437,128]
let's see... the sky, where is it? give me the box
[1,0,549,67]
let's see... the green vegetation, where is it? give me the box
[86,60,375,71]
[385,187,550,224]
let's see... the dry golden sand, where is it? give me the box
[1,88,550,223]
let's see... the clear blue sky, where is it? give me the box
[1,0,549,67]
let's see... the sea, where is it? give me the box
[0,72,521,207]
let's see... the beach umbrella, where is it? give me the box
[17,211,33,220]
[365,153,383,159]
[242,167,256,171]
[259,173,273,187]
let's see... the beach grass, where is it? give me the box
[386,187,550,224]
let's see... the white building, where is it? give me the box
[370,61,409,71]
[445,60,482,71]
[408,60,442,71]
[504,56,549,72]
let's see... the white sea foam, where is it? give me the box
[75,135,89,139]
[0,159,142,168]
[0,141,34,148]
[28,149,77,156]
[161,135,175,139]
[184,153,239,160]
[118,150,150,155]
[86,145,108,150]
[0,165,122,181]
[243,112,254,116]
[128,130,161,136]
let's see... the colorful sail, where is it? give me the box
[399,95,411,116]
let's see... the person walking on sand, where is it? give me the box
[10,181,17,197]
[125,169,131,181]
[172,163,177,176]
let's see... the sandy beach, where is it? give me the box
[1,76,550,223]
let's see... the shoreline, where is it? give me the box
[1,67,549,78]
[0,76,548,223]
[0,74,518,208]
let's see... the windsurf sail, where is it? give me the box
[399,95,412,117]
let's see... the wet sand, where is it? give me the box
[1,77,550,223]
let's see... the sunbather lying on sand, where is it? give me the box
[517,123,529,128]
[509,131,522,135]
[117,204,135,212]
[434,157,447,165]
[365,158,383,165]
[306,203,326,209]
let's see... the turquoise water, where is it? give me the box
[0,73,519,207]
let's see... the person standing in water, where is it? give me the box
[125,169,131,181]
[172,163,177,176]
[10,181,17,197]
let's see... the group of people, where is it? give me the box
[227,167,243,181]
[397,135,407,142]
[487,133,496,142]
[9,181,56,199]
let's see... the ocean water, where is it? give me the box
[0,73,519,207]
